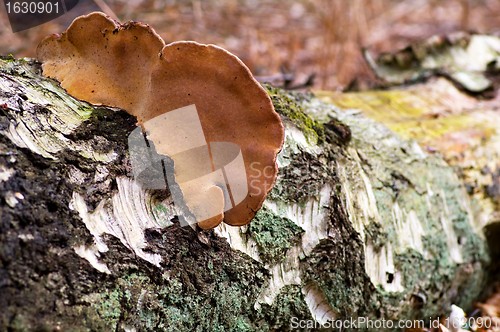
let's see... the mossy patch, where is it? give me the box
[317,90,427,125]
[265,84,325,144]
[317,88,497,147]
[255,285,312,330]
[247,207,304,265]
[0,55,16,63]
[92,288,123,330]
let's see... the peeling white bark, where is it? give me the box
[365,242,404,292]
[303,283,336,324]
[73,245,111,274]
[214,224,261,262]
[69,177,178,268]
[392,203,425,255]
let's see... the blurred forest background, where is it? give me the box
[1,0,500,90]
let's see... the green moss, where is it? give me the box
[317,88,497,150]
[265,84,325,144]
[92,288,123,330]
[82,249,269,331]
[317,90,426,125]
[0,54,16,63]
[76,105,95,119]
[8,314,30,332]
[233,318,253,332]
[248,207,304,264]
[256,285,312,330]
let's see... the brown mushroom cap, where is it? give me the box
[37,12,284,229]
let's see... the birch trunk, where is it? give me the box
[0,56,496,331]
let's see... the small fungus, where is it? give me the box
[37,12,284,229]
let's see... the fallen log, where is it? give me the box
[0,52,497,331]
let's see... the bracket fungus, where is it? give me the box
[37,12,284,229]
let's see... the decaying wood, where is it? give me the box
[0,53,497,331]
